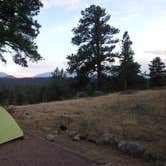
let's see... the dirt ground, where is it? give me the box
[0,137,95,166]
[7,88,166,166]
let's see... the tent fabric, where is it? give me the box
[0,107,23,144]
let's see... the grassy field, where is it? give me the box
[10,88,166,165]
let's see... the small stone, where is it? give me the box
[96,133,117,145]
[68,130,78,137]
[93,91,104,96]
[46,134,56,142]
[118,140,127,151]
[79,133,88,140]
[87,135,97,143]
[76,91,88,98]
[73,134,81,141]
[52,130,58,135]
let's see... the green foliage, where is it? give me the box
[149,57,166,87]
[0,85,10,104]
[44,68,72,101]
[51,67,66,79]
[67,5,119,90]
[0,68,76,105]
[113,31,141,89]
[0,0,43,66]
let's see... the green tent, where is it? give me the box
[0,106,23,144]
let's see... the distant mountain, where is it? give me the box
[0,71,76,79]
[0,72,15,78]
[34,72,52,78]
[34,72,76,78]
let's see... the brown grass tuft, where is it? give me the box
[12,88,166,160]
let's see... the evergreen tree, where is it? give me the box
[0,0,43,66]
[149,57,166,87]
[67,5,119,90]
[117,31,140,89]
[67,52,89,90]
[52,67,66,79]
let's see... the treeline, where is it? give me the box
[66,5,166,92]
[67,5,166,91]
[0,5,166,105]
[0,69,74,105]
[0,58,166,106]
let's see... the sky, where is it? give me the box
[1,0,166,77]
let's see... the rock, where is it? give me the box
[73,134,81,141]
[79,133,88,140]
[118,141,144,156]
[120,90,138,95]
[93,91,104,97]
[118,141,127,151]
[126,142,143,156]
[76,91,88,98]
[132,103,147,112]
[87,135,97,143]
[59,124,67,131]
[96,133,117,146]
[46,134,56,142]
[67,130,78,137]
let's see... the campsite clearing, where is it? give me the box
[8,88,166,166]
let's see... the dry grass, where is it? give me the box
[12,88,166,160]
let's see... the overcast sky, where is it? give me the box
[1,0,166,77]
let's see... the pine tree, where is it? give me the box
[52,67,66,79]
[118,31,140,89]
[67,5,119,90]
[0,0,43,66]
[149,57,166,87]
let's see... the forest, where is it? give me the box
[0,4,166,105]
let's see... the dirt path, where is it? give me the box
[0,138,96,166]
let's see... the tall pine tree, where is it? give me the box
[149,57,166,87]
[67,5,119,90]
[117,31,140,89]
[0,0,43,66]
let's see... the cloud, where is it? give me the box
[144,50,166,56]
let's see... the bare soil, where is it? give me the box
[0,137,95,166]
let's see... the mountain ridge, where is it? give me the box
[0,72,76,78]
[0,72,15,78]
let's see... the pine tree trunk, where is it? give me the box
[96,39,102,90]
[97,64,102,90]
[124,79,127,90]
